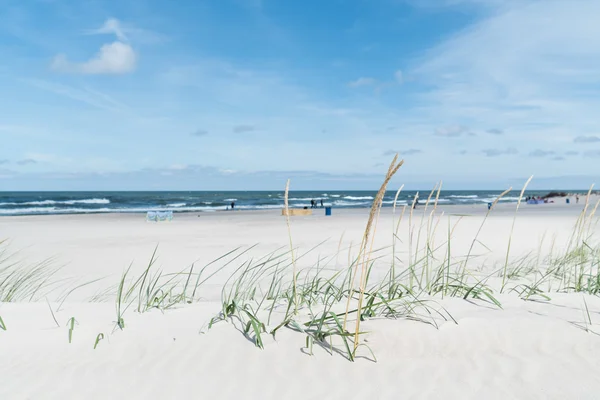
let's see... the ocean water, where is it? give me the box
[0,190,562,216]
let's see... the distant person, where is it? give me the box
[412,198,419,209]
[231,201,235,210]
[576,195,580,204]
[310,199,315,209]
[320,199,324,208]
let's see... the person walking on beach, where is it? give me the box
[576,195,580,204]
[310,199,315,208]
[231,201,235,210]
[320,199,324,208]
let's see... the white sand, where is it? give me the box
[2,197,600,399]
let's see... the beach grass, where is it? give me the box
[0,240,61,302]
[93,333,105,349]
[67,316,77,343]
[1,158,599,362]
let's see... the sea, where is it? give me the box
[0,190,562,216]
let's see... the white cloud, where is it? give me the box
[51,41,136,74]
[348,77,377,87]
[88,18,128,42]
[52,19,137,75]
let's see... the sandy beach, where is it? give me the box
[4,0,600,397]
[0,198,593,298]
[2,195,600,399]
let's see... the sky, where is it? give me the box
[1,0,600,190]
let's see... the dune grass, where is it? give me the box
[197,166,599,360]
[1,157,599,361]
[0,240,61,302]
[93,333,105,349]
[67,317,77,343]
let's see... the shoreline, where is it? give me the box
[1,191,595,218]
[0,192,595,219]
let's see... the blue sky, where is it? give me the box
[1,0,599,190]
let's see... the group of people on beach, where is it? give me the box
[310,199,324,208]
[525,195,580,204]
[526,196,543,202]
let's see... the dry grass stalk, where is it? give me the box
[336,231,346,269]
[391,185,406,284]
[343,154,403,353]
[587,199,600,234]
[283,179,299,314]
[415,183,438,265]
[580,185,595,240]
[392,185,405,215]
[423,182,443,289]
[343,158,404,330]
[501,176,533,291]
[408,191,419,288]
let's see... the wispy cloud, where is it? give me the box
[394,70,404,84]
[233,124,256,133]
[434,125,471,137]
[87,18,128,42]
[565,150,579,156]
[0,160,8,165]
[85,17,166,44]
[0,168,16,179]
[486,128,503,135]
[24,79,130,113]
[529,149,555,157]
[584,150,600,158]
[383,149,421,156]
[17,159,37,165]
[574,136,600,144]
[412,0,600,155]
[191,129,208,137]
[482,147,517,157]
[348,77,376,88]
